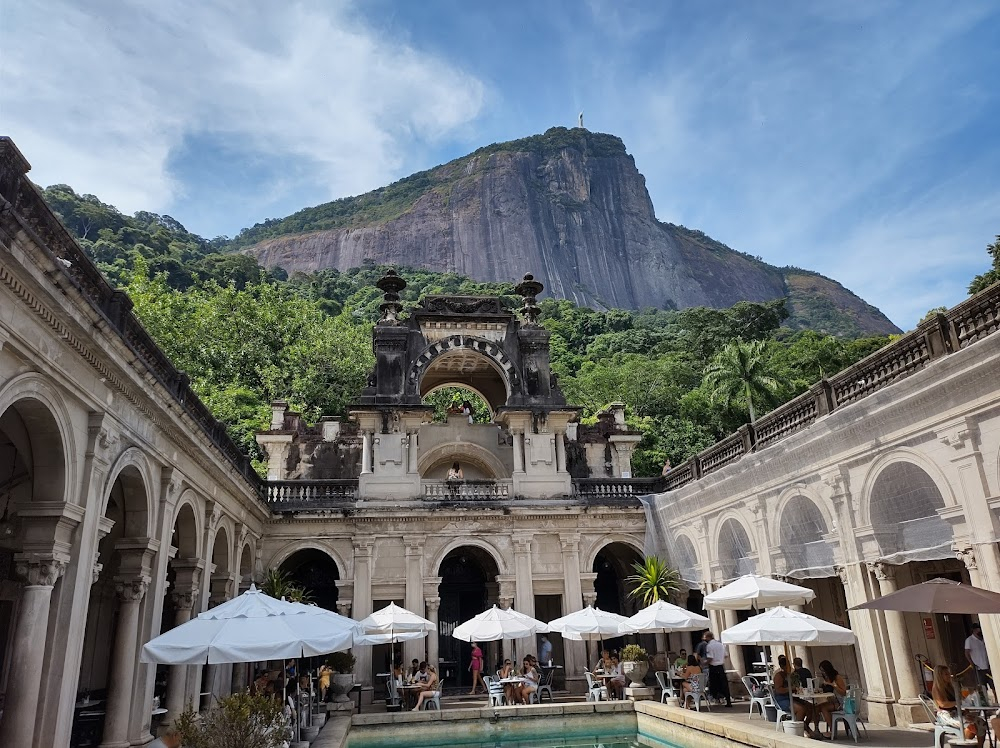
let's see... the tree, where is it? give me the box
[969,235,1000,295]
[626,556,680,606]
[702,339,779,424]
[260,568,311,604]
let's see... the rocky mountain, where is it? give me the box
[237,127,899,336]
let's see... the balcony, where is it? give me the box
[422,479,512,501]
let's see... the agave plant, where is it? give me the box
[260,567,311,604]
[626,555,680,607]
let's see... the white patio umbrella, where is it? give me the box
[621,600,711,635]
[704,574,816,611]
[357,602,435,667]
[452,605,540,642]
[548,605,634,642]
[505,607,550,634]
[140,584,360,665]
[721,606,855,646]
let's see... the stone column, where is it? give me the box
[99,576,150,748]
[407,431,419,474]
[361,431,373,474]
[868,563,923,712]
[559,534,587,690]
[425,597,441,667]
[512,430,525,474]
[404,539,425,663]
[721,608,747,674]
[555,431,567,473]
[352,539,374,686]
[513,534,535,616]
[0,554,67,747]
[165,565,202,722]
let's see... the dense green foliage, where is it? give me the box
[626,556,680,607]
[969,235,1000,295]
[44,184,897,477]
[225,127,626,249]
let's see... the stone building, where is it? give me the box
[0,137,646,747]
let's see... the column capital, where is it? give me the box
[425,596,441,613]
[559,533,580,552]
[956,546,978,570]
[512,533,533,553]
[14,553,68,587]
[336,600,353,617]
[170,559,203,611]
[353,537,375,557]
[404,537,426,555]
[834,564,850,585]
[498,596,514,610]
[582,591,598,607]
[115,575,150,603]
[866,560,894,582]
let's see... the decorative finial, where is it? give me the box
[376,268,406,324]
[515,272,544,326]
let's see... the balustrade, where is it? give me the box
[422,479,512,500]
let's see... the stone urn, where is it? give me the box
[622,660,649,688]
[330,673,354,703]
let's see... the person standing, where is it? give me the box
[966,626,995,696]
[695,631,709,666]
[539,635,553,665]
[704,632,732,707]
[469,641,485,695]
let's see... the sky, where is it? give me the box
[2,1,999,330]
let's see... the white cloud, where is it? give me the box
[0,0,485,215]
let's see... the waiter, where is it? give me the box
[966,625,995,696]
[704,631,732,707]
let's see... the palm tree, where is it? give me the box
[260,568,311,603]
[702,339,779,424]
[626,556,680,606]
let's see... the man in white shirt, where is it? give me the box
[966,626,994,696]
[703,632,732,707]
[148,727,181,748]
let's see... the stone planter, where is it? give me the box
[622,660,648,688]
[302,725,320,741]
[782,721,805,737]
[311,710,326,727]
[330,673,354,703]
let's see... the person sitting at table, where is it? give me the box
[499,658,516,703]
[773,655,819,736]
[408,658,420,682]
[608,655,626,700]
[415,661,430,683]
[679,654,703,706]
[593,649,613,673]
[933,664,985,747]
[793,657,813,688]
[148,727,182,748]
[390,660,405,705]
[514,656,540,704]
[815,660,848,738]
[673,649,688,671]
[412,665,440,711]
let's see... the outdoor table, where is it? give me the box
[961,704,999,748]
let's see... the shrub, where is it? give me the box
[174,692,289,748]
[327,650,356,673]
[620,644,648,662]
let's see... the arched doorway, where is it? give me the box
[870,462,951,558]
[780,496,834,576]
[417,344,511,414]
[717,518,756,581]
[437,547,499,689]
[279,549,340,611]
[592,542,643,653]
[0,397,67,745]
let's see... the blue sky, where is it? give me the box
[3,1,999,329]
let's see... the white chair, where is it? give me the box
[830,686,868,742]
[585,672,608,702]
[483,675,505,707]
[683,673,711,712]
[741,675,769,719]
[421,678,444,710]
[655,671,675,703]
[766,685,792,731]
[537,667,555,703]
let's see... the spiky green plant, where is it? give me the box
[260,567,311,604]
[626,556,680,606]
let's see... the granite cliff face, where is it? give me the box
[241,128,899,336]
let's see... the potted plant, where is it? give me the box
[327,651,356,703]
[620,644,649,687]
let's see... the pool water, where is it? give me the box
[348,730,678,748]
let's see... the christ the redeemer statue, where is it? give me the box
[578,111,584,127]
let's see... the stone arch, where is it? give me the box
[417,440,509,480]
[411,336,514,411]
[862,452,954,559]
[211,524,231,575]
[238,541,254,586]
[278,546,341,611]
[267,539,350,579]
[668,530,702,584]
[776,492,835,575]
[589,540,644,619]
[100,447,156,538]
[583,534,645,574]
[422,382,496,418]
[431,536,509,577]
[859,448,956,527]
[169,492,202,559]
[714,514,757,581]
[0,374,75,509]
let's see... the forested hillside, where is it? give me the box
[43,184,897,476]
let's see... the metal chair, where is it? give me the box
[683,673,711,712]
[585,672,608,702]
[483,675,506,707]
[741,675,770,719]
[829,686,868,742]
[655,671,675,703]
[421,679,444,710]
[537,667,554,703]
[919,694,962,748]
[765,685,792,731]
